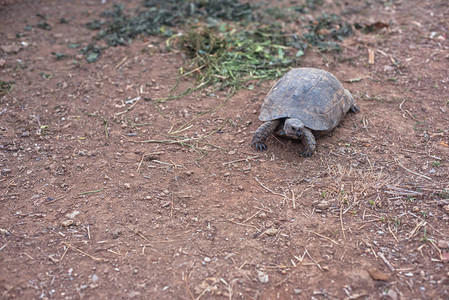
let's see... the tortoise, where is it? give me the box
[251,68,359,157]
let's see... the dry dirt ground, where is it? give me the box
[1,0,449,299]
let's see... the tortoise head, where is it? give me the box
[284,118,305,138]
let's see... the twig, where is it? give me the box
[377,252,395,272]
[115,57,128,69]
[428,239,443,261]
[243,209,263,223]
[392,157,432,181]
[127,226,176,243]
[222,155,259,165]
[61,242,105,261]
[23,252,34,260]
[310,231,339,245]
[408,220,426,239]
[116,97,141,116]
[77,188,104,196]
[137,153,146,173]
[127,226,151,243]
[184,271,195,300]
[292,190,296,210]
[408,212,447,237]
[254,177,290,201]
[388,224,399,243]
[60,244,70,260]
[385,184,423,196]
[304,248,323,271]
[169,124,193,134]
[1,281,22,299]
[181,65,205,77]
[228,219,260,231]
[107,249,121,256]
[340,201,346,240]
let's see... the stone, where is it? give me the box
[317,200,331,210]
[264,228,279,236]
[61,220,74,227]
[438,240,449,249]
[257,270,269,283]
[368,268,390,281]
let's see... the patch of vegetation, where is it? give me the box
[0,80,15,95]
[303,13,352,52]
[419,227,429,243]
[432,161,441,167]
[173,24,303,92]
[39,72,52,79]
[93,1,254,46]
[82,0,353,94]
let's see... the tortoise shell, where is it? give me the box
[259,68,355,132]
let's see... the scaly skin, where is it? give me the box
[300,128,316,157]
[350,103,359,113]
[251,120,281,151]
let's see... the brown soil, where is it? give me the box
[1,0,449,299]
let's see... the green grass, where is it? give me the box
[173,25,302,92]
[83,0,353,95]
[0,81,15,95]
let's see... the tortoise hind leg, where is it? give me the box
[251,120,281,151]
[300,128,316,157]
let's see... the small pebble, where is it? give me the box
[21,131,30,137]
[91,274,99,283]
[264,228,279,236]
[258,212,267,219]
[1,169,12,175]
[111,229,122,239]
[124,183,131,189]
[413,206,419,212]
[204,257,211,262]
[66,211,80,219]
[316,200,331,210]
[257,270,269,283]
[438,240,449,249]
[387,289,398,300]
[293,289,302,295]
[61,220,74,227]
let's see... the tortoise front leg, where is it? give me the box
[251,120,281,151]
[300,128,316,157]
